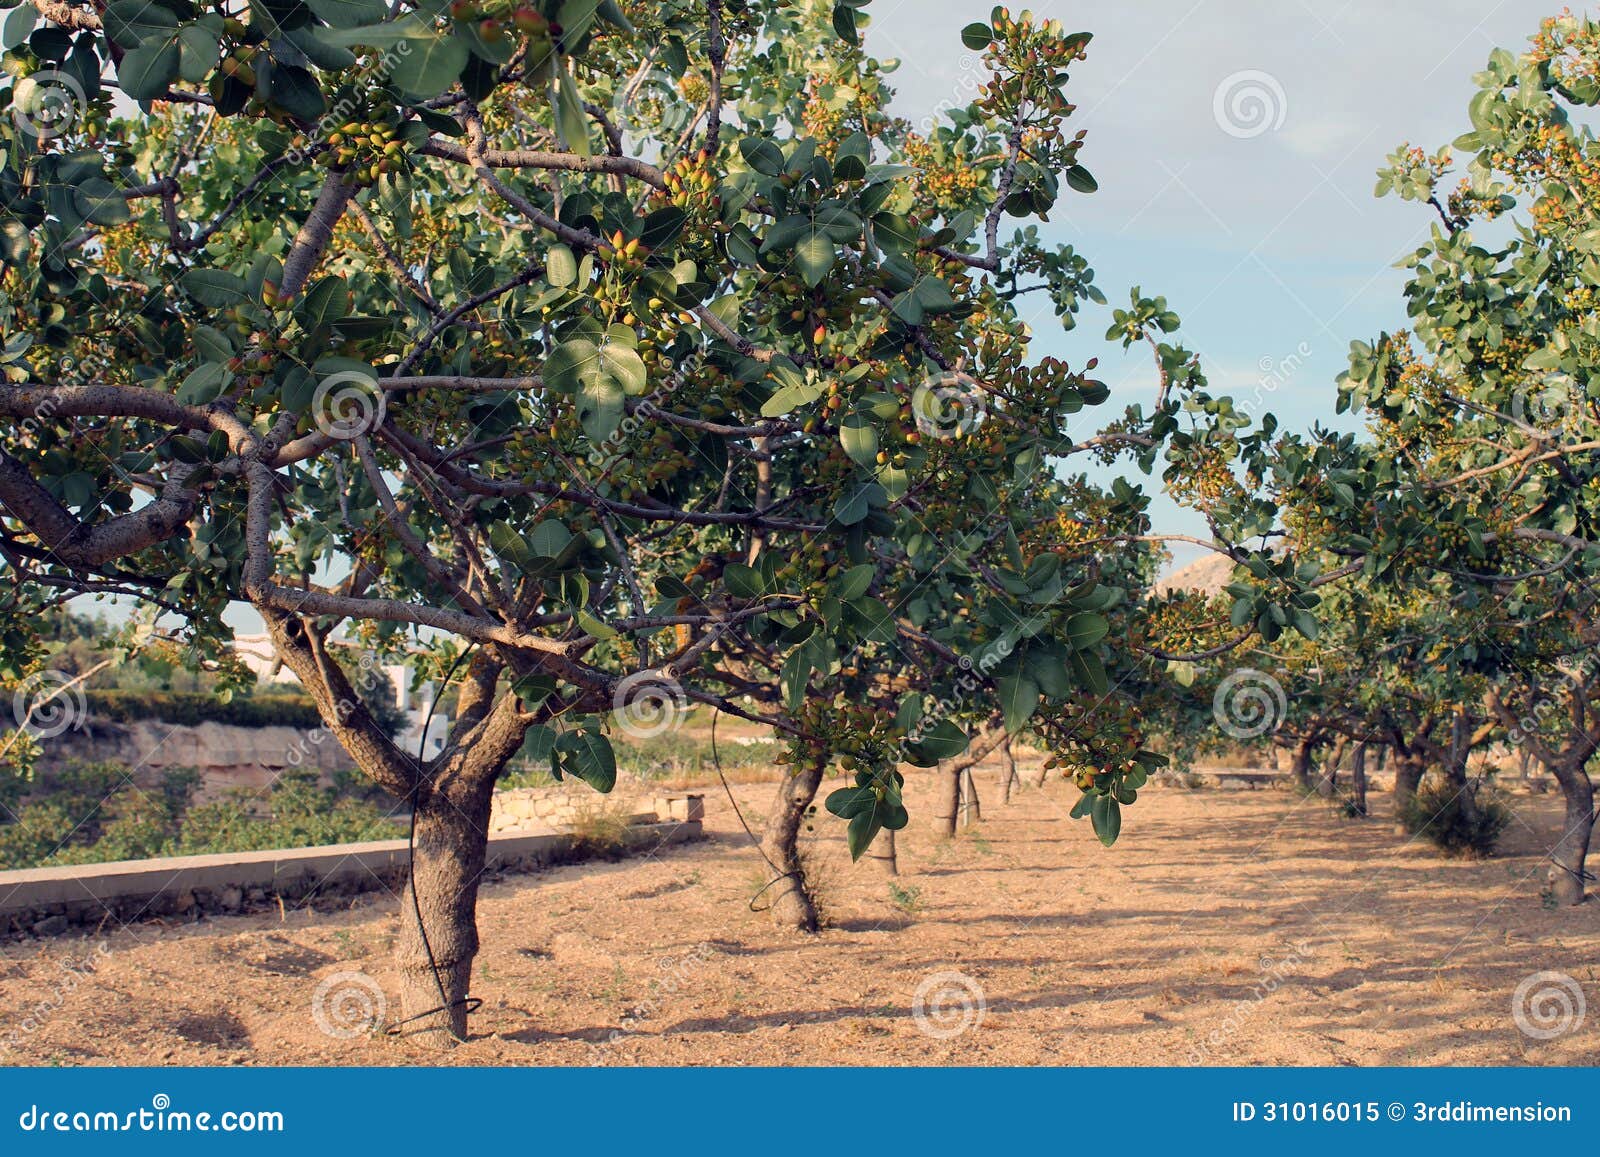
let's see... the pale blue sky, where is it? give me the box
[870,0,1555,561]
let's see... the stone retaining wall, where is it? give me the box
[0,806,704,939]
[490,786,705,832]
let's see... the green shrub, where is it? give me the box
[84,689,324,729]
[1401,777,1511,856]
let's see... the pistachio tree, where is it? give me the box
[0,0,1245,1042]
[1322,12,1600,900]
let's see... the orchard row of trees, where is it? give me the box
[0,0,1596,1046]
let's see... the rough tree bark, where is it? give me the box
[958,766,981,827]
[866,826,898,876]
[1350,741,1369,817]
[1548,767,1595,906]
[998,739,1018,805]
[1289,734,1318,793]
[1316,735,1348,799]
[934,759,962,839]
[1391,747,1426,836]
[1487,689,1599,906]
[761,756,826,932]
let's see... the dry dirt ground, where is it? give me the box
[2,766,1598,1066]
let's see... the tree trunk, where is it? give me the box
[866,826,898,876]
[958,766,981,827]
[1290,736,1317,792]
[761,757,825,932]
[1392,750,1425,835]
[998,740,1017,805]
[398,776,496,1046]
[1549,765,1595,907]
[1317,736,1348,799]
[1350,741,1369,817]
[1443,710,1480,828]
[934,760,961,838]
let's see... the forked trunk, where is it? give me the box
[1549,766,1595,907]
[397,776,496,1046]
[761,757,826,932]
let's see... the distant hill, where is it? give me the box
[1153,552,1235,598]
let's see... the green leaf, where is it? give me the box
[1063,612,1109,650]
[546,243,578,288]
[1,4,35,51]
[181,268,250,309]
[176,21,220,83]
[544,338,600,392]
[960,21,992,49]
[73,178,130,226]
[576,375,624,444]
[794,231,835,288]
[839,413,878,466]
[832,563,874,601]
[906,719,969,763]
[723,563,766,599]
[554,730,616,793]
[390,32,468,99]
[304,0,387,27]
[1090,794,1122,846]
[997,671,1040,735]
[555,66,591,157]
[103,0,177,49]
[780,648,811,712]
[177,362,232,405]
[600,343,649,396]
[760,379,823,418]
[833,485,871,526]
[526,519,572,558]
[118,37,181,101]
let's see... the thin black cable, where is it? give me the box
[710,708,804,912]
[386,643,483,1039]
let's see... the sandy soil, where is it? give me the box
[2,765,1597,1066]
